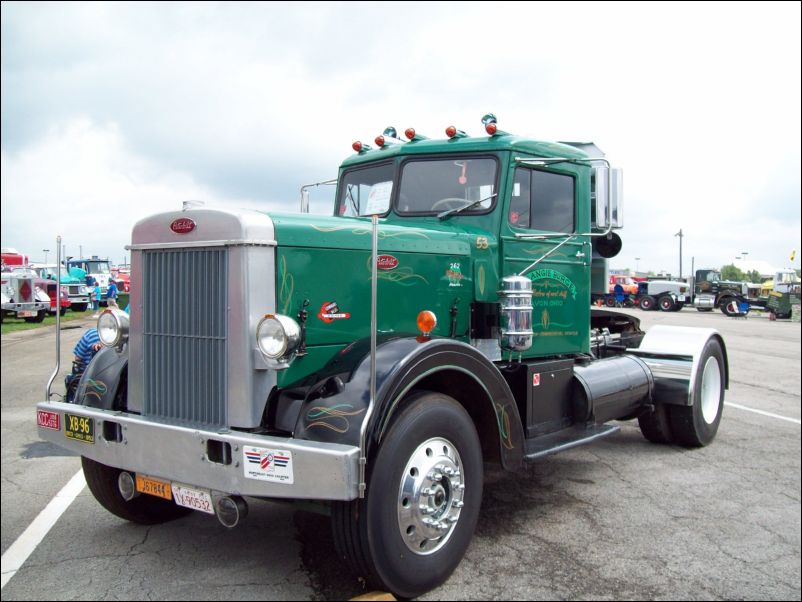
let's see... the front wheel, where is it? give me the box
[24,310,47,323]
[332,392,483,599]
[81,457,191,524]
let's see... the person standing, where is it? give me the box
[106,279,119,309]
[92,280,101,315]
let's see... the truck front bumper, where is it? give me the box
[36,401,361,501]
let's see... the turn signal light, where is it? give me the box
[416,310,437,335]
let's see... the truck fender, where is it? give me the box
[75,346,128,411]
[626,325,729,406]
[292,336,525,471]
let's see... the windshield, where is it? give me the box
[398,157,497,214]
[85,261,111,274]
[699,270,721,282]
[336,163,394,217]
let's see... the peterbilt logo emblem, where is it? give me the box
[170,218,196,234]
[377,255,398,270]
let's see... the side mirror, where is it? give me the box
[593,167,623,230]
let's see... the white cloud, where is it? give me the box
[1,1,800,271]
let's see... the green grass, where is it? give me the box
[1,310,93,335]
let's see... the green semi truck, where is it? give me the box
[37,115,729,598]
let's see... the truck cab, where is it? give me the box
[67,256,113,302]
[37,116,728,599]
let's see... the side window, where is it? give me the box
[509,168,575,233]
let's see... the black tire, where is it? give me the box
[605,296,616,307]
[719,297,737,316]
[638,403,674,444]
[671,302,684,312]
[72,302,88,312]
[658,295,675,312]
[667,338,726,447]
[81,457,192,524]
[640,296,656,311]
[24,310,47,323]
[332,392,483,599]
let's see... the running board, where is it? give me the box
[523,424,620,462]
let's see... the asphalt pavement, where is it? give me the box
[1,308,800,600]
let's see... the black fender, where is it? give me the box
[75,345,128,410]
[291,336,525,471]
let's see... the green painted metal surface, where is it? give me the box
[270,132,599,383]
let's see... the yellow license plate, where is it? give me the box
[64,413,94,444]
[136,474,173,500]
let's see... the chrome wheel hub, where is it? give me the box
[700,356,722,424]
[397,437,465,555]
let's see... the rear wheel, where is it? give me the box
[605,296,616,307]
[332,392,483,599]
[668,338,726,447]
[640,296,656,311]
[81,457,191,524]
[638,403,674,444]
[658,295,675,311]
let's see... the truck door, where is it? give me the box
[501,164,590,356]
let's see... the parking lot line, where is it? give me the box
[725,401,801,425]
[1,469,86,590]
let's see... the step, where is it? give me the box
[523,423,620,462]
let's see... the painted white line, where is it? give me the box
[725,402,802,425]
[1,469,86,590]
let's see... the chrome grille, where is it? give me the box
[142,248,228,427]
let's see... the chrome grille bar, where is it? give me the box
[142,248,228,427]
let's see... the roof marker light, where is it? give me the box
[481,113,506,136]
[446,126,467,139]
[375,135,386,147]
[352,141,373,153]
[405,128,429,141]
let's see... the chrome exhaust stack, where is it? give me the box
[215,495,248,528]
[499,275,534,353]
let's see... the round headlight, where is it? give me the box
[98,308,129,348]
[257,314,301,360]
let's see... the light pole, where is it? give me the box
[674,229,683,279]
[635,257,641,274]
[43,249,50,263]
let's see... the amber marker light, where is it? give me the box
[445,125,457,138]
[352,141,363,152]
[405,127,416,140]
[485,122,498,135]
[416,310,437,336]
[375,135,386,147]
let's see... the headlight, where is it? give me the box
[98,308,130,348]
[81,286,89,294]
[256,314,301,361]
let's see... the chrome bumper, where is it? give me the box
[36,401,360,501]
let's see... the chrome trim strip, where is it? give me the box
[126,239,277,250]
[37,401,360,500]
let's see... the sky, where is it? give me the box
[2,1,800,276]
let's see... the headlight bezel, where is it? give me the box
[256,314,301,364]
[98,308,130,349]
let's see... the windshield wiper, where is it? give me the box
[437,193,497,220]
